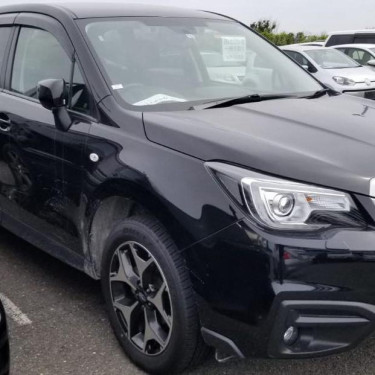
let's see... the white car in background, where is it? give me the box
[332,44,375,70]
[325,30,375,47]
[283,41,325,48]
[281,45,375,99]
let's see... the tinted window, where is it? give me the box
[11,27,90,114]
[284,51,309,66]
[0,27,11,74]
[326,35,353,47]
[354,35,375,44]
[284,50,317,73]
[12,28,71,98]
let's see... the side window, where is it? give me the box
[354,35,375,44]
[70,61,91,114]
[336,48,347,54]
[11,27,90,114]
[326,35,353,47]
[0,27,11,74]
[347,48,361,62]
[284,50,297,61]
[347,48,372,65]
[284,51,317,73]
[12,28,71,98]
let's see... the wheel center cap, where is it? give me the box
[137,291,148,305]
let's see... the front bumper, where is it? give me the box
[185,209,375,360]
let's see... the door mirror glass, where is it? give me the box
[37,79,72,132]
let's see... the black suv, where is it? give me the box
[1,3,375,374]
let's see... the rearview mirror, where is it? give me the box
[37,79,72,132]
[367,59,375,67]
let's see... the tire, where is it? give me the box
[101,214,209,374]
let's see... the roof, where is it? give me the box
[0,2,225,20]
[282,42,325,48]
[332,43,375,50]
[280,45,329,52]
[327,29,375,35]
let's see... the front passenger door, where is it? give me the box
[0,22,90,262]
[0,19,16,219]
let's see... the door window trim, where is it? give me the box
[3,13,98,122]
[0,13,18,90]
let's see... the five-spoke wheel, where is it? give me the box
[101,215,209,374]
[110,241,172,355]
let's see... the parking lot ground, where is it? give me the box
[1,227,375,375]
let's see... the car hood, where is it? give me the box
[322,66,375,82]
[143,94,375,196]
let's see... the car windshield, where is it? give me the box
[305,49,360,69]
[82,17,322,110]
[370,48,375,55]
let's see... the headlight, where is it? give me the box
[207,162,365,231]
[332,76,356,86]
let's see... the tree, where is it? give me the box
[250,19,327,46]
[250,19,277,34]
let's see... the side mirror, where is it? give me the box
[367,59,375,67]
[37,79,72,132]
[302,64,309,70]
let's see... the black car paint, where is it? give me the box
[0,2,374,361]
[0,300,9,375]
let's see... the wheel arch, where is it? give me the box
[86,178,192,279]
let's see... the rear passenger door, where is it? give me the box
[0,14,17,220]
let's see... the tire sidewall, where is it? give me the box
[101,218,195,374]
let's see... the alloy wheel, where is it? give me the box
[109,241,173,356]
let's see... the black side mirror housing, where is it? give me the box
[37,79,72,132]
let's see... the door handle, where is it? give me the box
[0,113,11,132]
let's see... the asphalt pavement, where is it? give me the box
[0,227,375,375]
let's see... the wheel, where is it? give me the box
[101,214,209,374]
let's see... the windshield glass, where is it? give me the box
[83,17,322,110]
[370,48,375,55]
[305,49,360,69]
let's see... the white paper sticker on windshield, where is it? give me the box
[112,84,124,90]
[134,94,186,106]
[222,36,246,62]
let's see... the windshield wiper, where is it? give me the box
[304,88,334,99]
[191,93,297,110]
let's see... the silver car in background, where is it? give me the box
[281,45,375,99]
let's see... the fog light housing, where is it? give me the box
[283,326,298,346]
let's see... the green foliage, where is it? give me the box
[250,19,328,46]
[250,19,277,34]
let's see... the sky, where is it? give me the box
[0,0,374,34]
